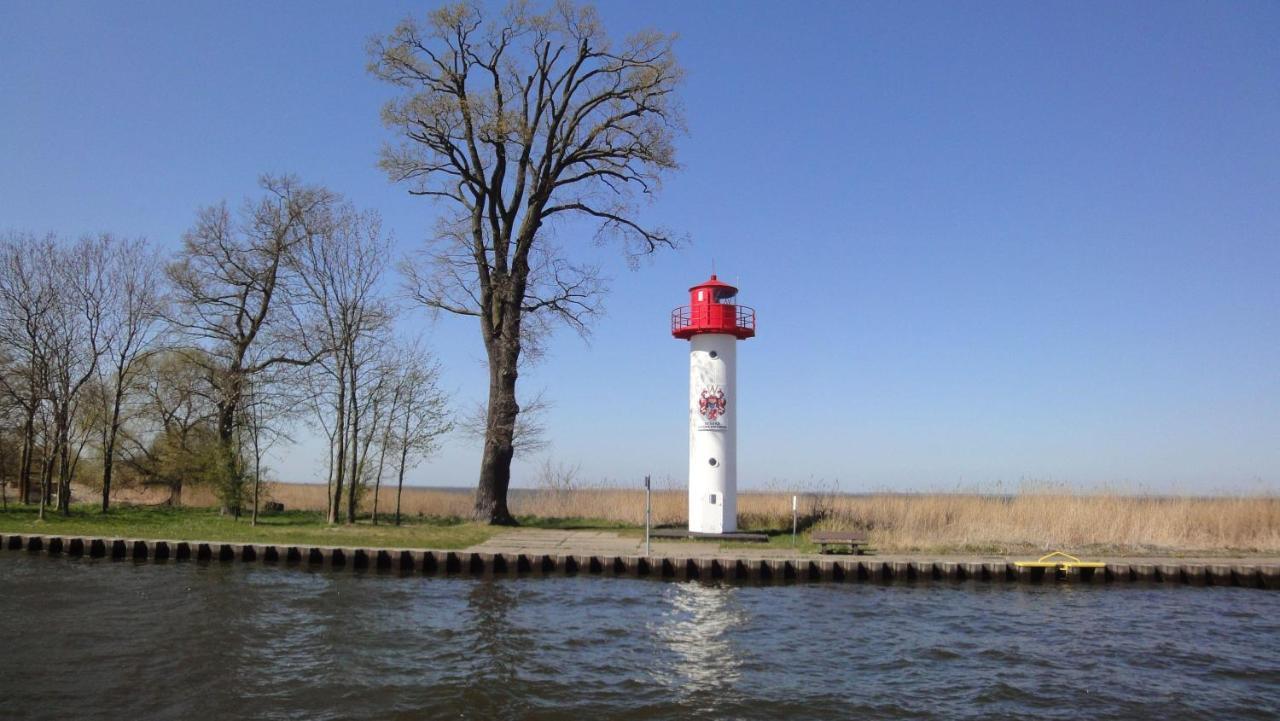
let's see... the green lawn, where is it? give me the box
[721,533,822,554]
[0,504,499,550]
[0,505,853,554]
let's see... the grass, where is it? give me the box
[721,536,821,554]
[517,516,635,530]
[0,505,498,550]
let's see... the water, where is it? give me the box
[1,556,1278,720]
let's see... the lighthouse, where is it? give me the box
[671,275,756,534]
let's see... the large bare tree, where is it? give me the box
[369,1,684,523]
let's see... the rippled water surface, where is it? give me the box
[2,555,1278,720]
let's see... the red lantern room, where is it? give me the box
[671,274,756,340]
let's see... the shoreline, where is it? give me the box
[4,499,1278,558]
[5,531,1277,590]
[65,483,1280,556]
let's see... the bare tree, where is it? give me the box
[0,374,22,509]
[239,374,292,526]
[369,1,684,523]
[0,233,58,506]
[386,344,452,526]
[290,200,394,524]
[167,175,332,514]
[368,341,451,525]
[42,235,111,515]
[346,352,393,522]
[369,365,399,525]
[300,366,341,520]
[97,237,167,512]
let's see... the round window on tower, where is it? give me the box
[708,350,718,359]
[708,457,718,467]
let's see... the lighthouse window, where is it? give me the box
[709,494,717,505]
[708,457,718,467]
[708,350,718,359]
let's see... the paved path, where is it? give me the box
[468,528,805,559]
[466,528,1280,565]
[467,529,641,555]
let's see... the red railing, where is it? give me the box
[671,304,755,336]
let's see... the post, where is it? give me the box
[791,494,798,547]
[644,474,652,557]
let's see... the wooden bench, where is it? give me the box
[811,531,867,555]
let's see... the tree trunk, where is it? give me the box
[371,442,387,525]
[18,405,35,504]
[56,407,72,515]
[217,400,237,514]
[473,333,519,525]
[38,449,53,520]
[101,376,126,513]
[370,398,394,525]
[394,386,411,527]
[324,428,335,522]
[394,450,407,527]
[328,374,347,524]
[58,442,72,514]
[250,422,261,527]
[345,354,360,524]
[217,372,244,517]
[43,453,54,505]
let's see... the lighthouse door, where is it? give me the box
[704,493,724,534]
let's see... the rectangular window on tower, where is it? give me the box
[709,493,717,505]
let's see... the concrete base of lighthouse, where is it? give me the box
[651,528,768,543]
[688,333,738,534]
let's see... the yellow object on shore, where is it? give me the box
[1014,551,1105,570]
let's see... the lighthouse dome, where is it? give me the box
[671,274,756,340]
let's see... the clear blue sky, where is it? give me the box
[2,1,1277,494]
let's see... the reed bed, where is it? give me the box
[164,482,1280,555]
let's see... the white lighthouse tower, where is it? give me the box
[671,275,756,534]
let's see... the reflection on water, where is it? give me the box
[2,555,1279,721]
[652,582,745,701]
[457,580,536,718]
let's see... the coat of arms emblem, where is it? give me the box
[698,387,728,422]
